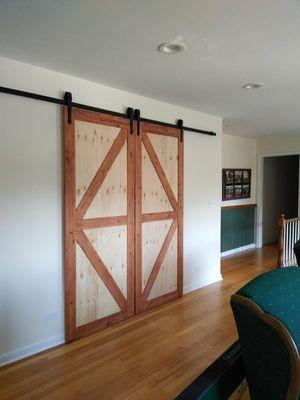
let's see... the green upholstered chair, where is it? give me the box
[231,267,300,400]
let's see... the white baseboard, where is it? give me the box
[184,273,223,294]
[0,333,65,367]
[221,243,256,258]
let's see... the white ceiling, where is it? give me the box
[1,0,300,138]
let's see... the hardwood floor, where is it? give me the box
[0,245,277,400]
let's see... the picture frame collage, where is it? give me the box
[222,168,251,201]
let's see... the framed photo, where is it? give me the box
[222,169,251,201]
[243,170,250,184]
[225,170,234,184]
[234,185,242,197]
[234,170,243,184]
[242,184,250,198]
[224,185,234,200]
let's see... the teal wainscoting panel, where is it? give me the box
[221,207,255,252]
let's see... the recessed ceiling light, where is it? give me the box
[242,83,263,90]
[157,41,185,55]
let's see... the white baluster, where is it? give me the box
[282,224,288,267]
[290,222,293,265]
[285,222,288,267]
[288,223,292,266]
[293,221,296,265]
[290,221,295,265]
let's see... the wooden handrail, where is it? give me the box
[282,216,300,223]
[221,203,257,211]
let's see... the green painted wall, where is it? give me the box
[221,207,255,253]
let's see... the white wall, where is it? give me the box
[222,134,257,207]
[258,136,300,156]
[0,56,222,364]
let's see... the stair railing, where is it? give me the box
[278,214,300,267]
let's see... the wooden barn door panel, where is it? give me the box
[135,123,183,313]
[64,108,134,341]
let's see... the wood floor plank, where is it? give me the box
[0,244,277,400]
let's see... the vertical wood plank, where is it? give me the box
[135,128,143,314]
[177,135,184,296]
[64,107,76,342]
[127,128,135,316]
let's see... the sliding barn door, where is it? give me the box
[135,122,183,313]
[64,108,134,341]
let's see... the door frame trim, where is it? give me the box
[257,151,300,248]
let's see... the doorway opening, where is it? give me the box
[262,155,299,245]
